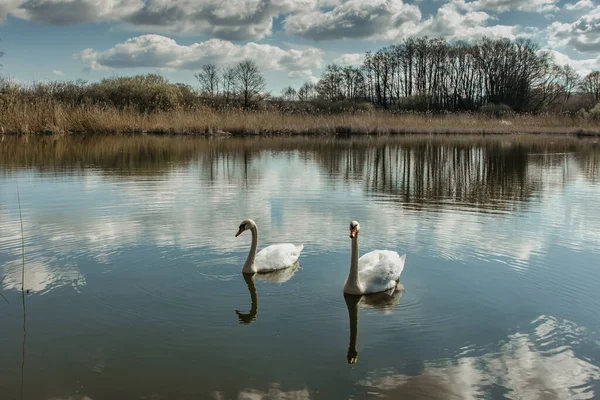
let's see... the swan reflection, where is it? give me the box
[345,285,404,364]
[235,265,300,325]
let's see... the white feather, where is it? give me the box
[358,251,405,294]
[254,244,304,272]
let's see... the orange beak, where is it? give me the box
[349,228,357,238]
[235,227,245,237]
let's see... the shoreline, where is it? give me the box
[2,106,600,139]
[3,126,600,138]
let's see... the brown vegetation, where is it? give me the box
[1,97,600,137]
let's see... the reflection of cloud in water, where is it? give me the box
[49,396,93,400]
[2,259,85,294]
[359,316,600,399]
[1,140,600,296]
[212,384,310,400]
[0,210,86,294]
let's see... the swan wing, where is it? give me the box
[254,243,303,272]
[358,250,406,294]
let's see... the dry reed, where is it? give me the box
[1,99,600,137]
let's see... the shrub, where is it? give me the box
[588,103,600,121]
[479,103,513,118]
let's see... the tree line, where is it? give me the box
[303,37,599,112]
[2,35,599,115]
[196,37,600,114]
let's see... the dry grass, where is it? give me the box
[1,99,600,137]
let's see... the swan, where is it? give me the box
[235,219,304,274]
[344,220,406,295]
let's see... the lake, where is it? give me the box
[1,134,600,399]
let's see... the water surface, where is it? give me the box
[1,135,600,399]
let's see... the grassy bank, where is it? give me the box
[2,101,600,137]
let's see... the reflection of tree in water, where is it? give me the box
[313,138,600,211]
[1,135,598,209]
[339,142,534,210]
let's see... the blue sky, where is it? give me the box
[0,0,599,94]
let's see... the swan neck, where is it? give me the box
[347,295,359,364]
[349,235,360,286]
[246,273,258,317]
[243,226,258,273]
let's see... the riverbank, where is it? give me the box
[1,104,600,137]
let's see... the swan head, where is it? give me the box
[349,221,360,238]
[347,350,358,364]
[236,218,256,237]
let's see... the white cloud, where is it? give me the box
[123,0,299,40]
[333,53,364,66]
[548,7,600,53]
[52,69,64,76]
[75,35,323,73]
[287,70,318,82]
[564,0,594,11]
[284,0,422,40]
[0,0,546,45]
[1,0,338,41]
[6,0,141,25]
[283,0,520,42]
[456,0,559,13]
[416,3,518,40]
[0,0,21,21]
[541,49,600,76]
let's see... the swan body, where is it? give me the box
[344,221,406,295]
[236,219,303,273]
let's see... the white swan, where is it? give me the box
[235,218,304,273]
[344,220,406,295]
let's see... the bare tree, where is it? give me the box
[297,82,316,101]
[281,86,297,101]
[195,64,220,98]
[316,64,344,101]
[222,66,237,103]
[560,65,580,104]
[580,71,600,104]
[235,59,266,109]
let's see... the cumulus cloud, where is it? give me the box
[456,0,559,13]
[6,0,141,25]
[1,0,534,44]
[416,3,518,40]
[123,0,307,40]
[0,0,21,21]
[284,0,518,42]
[542,49,600,75]
[0,0,339,40]
[75,34,323,73]
[287,70,318,82]
[333,53,364,66]
[284,0,422,40]
[564,0,594,11]
[52,69,64,76]
[548,7,600,53]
